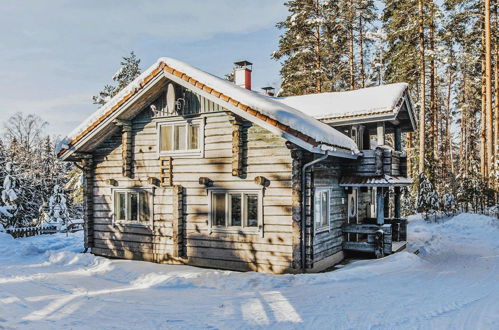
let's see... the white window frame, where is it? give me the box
[208,189,263,236]
[112,188,154,227]
[314,187,331,234]
[156,118,205,158]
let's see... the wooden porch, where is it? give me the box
[342,218,407,258]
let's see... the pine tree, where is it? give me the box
[274,0,378,95]
[445,0,483,181]
[93,51,141,105]
[273,0,330,96]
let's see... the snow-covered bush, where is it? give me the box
[417,173,440,220]
[44,185,70,230]
[441,193,457,216]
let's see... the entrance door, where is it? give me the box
[347,189,358,241]
[347,188,358,224]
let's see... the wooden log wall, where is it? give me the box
[345,149,404,177]
[82,157,94,249]
[290,147,304,269]
[309,159,347,267]
[89,107,296,273]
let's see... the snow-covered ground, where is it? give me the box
[1,214,499,329]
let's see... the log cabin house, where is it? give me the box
[57,58,416,274]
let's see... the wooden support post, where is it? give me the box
[376,187,384,225]
[384,187,390,218]
[394,126,402,219]
[394,187,401,218]
[288,142,304,270]
[377,122,385,146]
[172,185,184,258]
[394,126,402,152]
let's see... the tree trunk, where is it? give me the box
[418,0,426,175]
[461,62,468,177]
[314,0,322,93]
[485,0,493,179]
[495,1,499,181]
[349,0,355,90]
[359,15,365,88]
[429,4,437,161]
[446,67,454,175]
[481,13,487,177]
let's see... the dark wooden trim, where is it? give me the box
[172,185,185,258]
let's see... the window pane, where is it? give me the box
[229,194,241,226]
[174,125,187,150]
[189,124,199,150]
[129,192,139,221]
[160,125,172,151]
[140,192,150,222]
[246,194,258,227]
[321,191,328,226]
[116,192,126,221]
[213,193,226,226]
[314,192,322,227]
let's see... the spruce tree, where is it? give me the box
[93,51,141,105]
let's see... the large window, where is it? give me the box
[209,190,262,233]
[158,119,203,156]
[314,188,330,232]
[113,190,152,224]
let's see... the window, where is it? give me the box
[314,188,330,232]
[209,190,262,233]
[158,119,203,157]
[113,190,152,224]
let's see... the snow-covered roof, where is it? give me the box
[339,175,413,187]
[57,58,359,159]
[276,83,409,121]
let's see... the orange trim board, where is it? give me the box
[58,61,351,157]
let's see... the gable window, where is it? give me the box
[113,189,152,224]
[209,190,263,234]
[158,119,204,157]
[314,188,330,232]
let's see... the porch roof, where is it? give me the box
[339,175,413,187]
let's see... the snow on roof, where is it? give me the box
[276,83,408,120]
[339,175,413,187]
[57,57,359,156]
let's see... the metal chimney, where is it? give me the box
[261,86,275,97]
[234,60,252,90]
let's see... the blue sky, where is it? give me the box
[0,0,287,137]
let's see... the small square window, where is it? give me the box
[114,190,151,223]
[158,119,203,157]
[209,190,262,233]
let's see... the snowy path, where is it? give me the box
[1,214,499,329]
